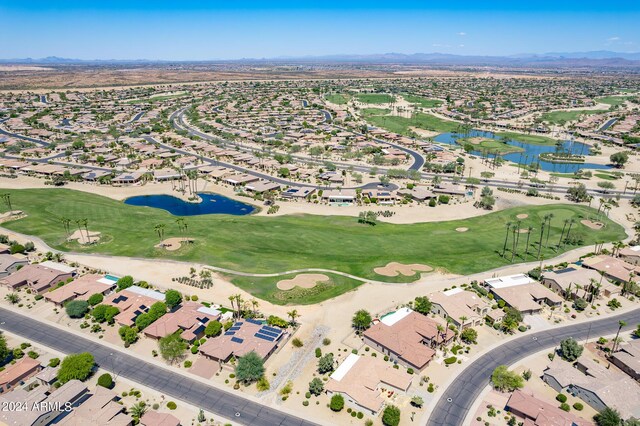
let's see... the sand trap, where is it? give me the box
[155,237,194,251]
[581,220,604,230]
[374,262,433,277]
[276,274,330,291]
[456,227,469,232]
[67,229,101,245]
[0,210,25,223]
[516,214,529,219]
[518,228,530,233]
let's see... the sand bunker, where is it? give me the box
[581,220,604,230]
[518,228,530,233]
[374,262,433,277]
[456,227,469,232]
[155,238,194,251]
[516,214,529,219]
[276,274,330,291]
[67,229,101,245]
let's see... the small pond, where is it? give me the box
[124,193,256,216]
[434,130,611,173]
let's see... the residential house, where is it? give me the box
[103,286,165,327]
[0,263,74,294]
[0,357,42,393]
[429,288,490,329]
[143,302,221,343]
[543,355,640,419]
[0,254,28,278]
[610,339,640,381]
[199,319,284,363]
[619,246,640,266]
[541,267,619,300]
[58,386,132,425]
[582,255,640,284]
[44,274,115,306]
[363,308,454,371]
[140,411,181,426]
[506,390,594,426]
[484,274,563,315]
[325,354,413,415]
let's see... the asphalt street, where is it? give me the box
[0,307,319,426]
[427,307,640,426]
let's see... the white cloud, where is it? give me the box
[607,36,621,42]
[459,44,465,48]
[457,32,467,36]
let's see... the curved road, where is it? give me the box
[427,307,640,426]
[0,306,318,426]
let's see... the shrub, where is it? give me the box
[573,402,583,411]
[292,338,303,348]
[97,373,113,389]
[322,338,331,346]
[91,304,120,324]
[559,403,570,412]
[315,347,322,358]
[518,325,527,332]
[357,412,364,419]
[444,356,457,365]
[309,377,324,396]
[87,293,104,306]
[461,328,478,344]
[166,401,177,410]
[235,351,265,384]
[382,405,401,426]
[116,275,134,291]
[184,360,192,368]
[256,376,270,391]
[65,300,89,318]
[57,352,95,384]
[556,393,567,403]
[191,346,199,354]
[48,358,60,367]
[302,400,309,406]
[330,394,344,411]
[204,320,222,337]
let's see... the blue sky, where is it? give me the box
[1,1,638,60]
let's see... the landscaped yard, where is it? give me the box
[0,189,626,303]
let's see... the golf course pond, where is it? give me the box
[124,193,257,216]
[434,130,612,173]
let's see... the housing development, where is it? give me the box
[0,3,639,426]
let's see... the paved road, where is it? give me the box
[427,307,640,426]
[0,307,318,426]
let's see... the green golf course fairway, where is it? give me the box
[0,188,626,304]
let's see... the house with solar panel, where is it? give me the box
[198,318,285,363]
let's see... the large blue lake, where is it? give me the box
[434,130,611,173]
[124,193,256,216]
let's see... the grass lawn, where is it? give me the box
[366,112,461,135]
[228,273,363,305]
[360,108,391,117]
[325,94,349,105]
[456,138,524,155]
[355,93,395,104]
[495,132,557,146]
[0,189,626,303]
[541,109,608,125]
[401,94,443,108]
[550,173,590,180]
[595,173,619,181]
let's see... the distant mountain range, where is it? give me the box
[1,51,639,67]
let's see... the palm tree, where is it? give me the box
[564,219,576,247]
[234,294,244,318]
[129,402,147,419]
[524,226,534,258]
[544,213,554,248]
[537,220,546,260]
[557,219,569,249]
[1,193,12,214]
[510,224,519,263]
[60,217,71,236]
[287,309,300,326]
[228,295,236,320]
[513,220,522,261]
[502,221,512,258]
[251,299,259,317]
[5,293,19,304]
[154,224,165,243]
[175,218,185,237]
[82,218,90,242]
[458,316,468,331]
[74,219,84,242]
[612,320,626,353]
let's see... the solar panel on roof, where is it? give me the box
[224,331,236,336]
[259,329,281,338]
[246,318,263,325]
[554,268,576,274]
[254,333,275,342]
[234,322,244,326]
[261,325,280,333]
[231,337,244,344]
[229,326,241,331]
